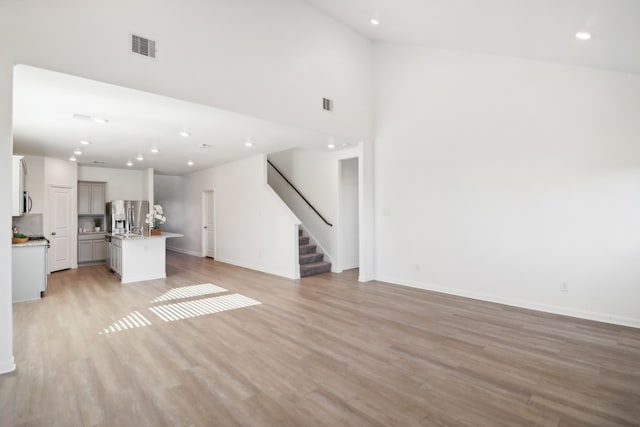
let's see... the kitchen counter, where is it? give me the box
[13,241,48,302]
[12,240,48,247]
[107,232,183,283]
[109,232,183,240]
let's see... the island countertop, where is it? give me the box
[108,232,183,240]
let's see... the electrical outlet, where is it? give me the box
[560,283,569,292]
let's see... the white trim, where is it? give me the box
[376,275,640,328]
[121,273,166,284]
[341,263,359,271]
[215,257,298,280]
[167,246,201,257]
[0,356,16,374]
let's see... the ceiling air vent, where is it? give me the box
[322,98,333,112]
[131,34,157,59]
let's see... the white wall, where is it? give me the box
[167,155,300,278]
[0,64,14,373]
[142,168,154,210]
[78,166,144,201]
[339,157,359,270]
[374,43,640,327]
[0,0,374,372]
[153,174,184,238]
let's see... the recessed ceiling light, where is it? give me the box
[136,154,144,161]
[576,32,591,40]
[150,148,159,153]
[73,149,82,155]
[93,117,109,124]
[327,143,335,149]
[80,140,91,145]
[370,18,380,26]
[179,131,191,137]
[69,156,77,162]
[126,161,133,167]
[187,160,194,166]
[245,138,253,147]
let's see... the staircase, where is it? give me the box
[298,228,331,277]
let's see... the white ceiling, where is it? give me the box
[13,2,638,173]
[305,0,640,74]
[13,66,343,176]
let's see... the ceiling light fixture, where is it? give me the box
[74,149,82,155]
[179,131,191,137]
[136,155,144,161]
[187,160,194,166]
[126,161,133,167]
[244,138,253,147]
[370,18,380,26]
[576,32,591,40]
[327,143,335,149]
[69,156,77,162]
[93,117,109,124]
[80,140,91,145]
[151,148,159,153]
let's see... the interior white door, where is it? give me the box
[48,185,73,272]
[203,191,215,258]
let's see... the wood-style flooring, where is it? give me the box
[1,251,639,426]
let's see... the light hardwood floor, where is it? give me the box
[1,251,639,426]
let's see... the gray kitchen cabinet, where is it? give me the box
[78,181,105,215]
[78,240,93,263]
[78,233,106,264]
[93,239,107,261]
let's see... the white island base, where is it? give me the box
[109,232,183,284]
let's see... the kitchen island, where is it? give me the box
[108,232,183,284]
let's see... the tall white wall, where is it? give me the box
[0,0,374,372]
[78,166,144,201]
[374,43,640,326]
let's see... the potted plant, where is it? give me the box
[94,218,102,232]
[145,204,166,236]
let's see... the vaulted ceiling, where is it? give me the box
[306,0,640,74]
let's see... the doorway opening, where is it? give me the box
[202,190,215,258]
[338,157,359,271]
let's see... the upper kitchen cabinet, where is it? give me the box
[12,155,26,216]
[78,181,106,215]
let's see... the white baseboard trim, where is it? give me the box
[0,356,16,374]
[215,257,298,280]
[375,275,640,329]
[341,263,359,271]
[121,273,166,284]
[167,246,202,257]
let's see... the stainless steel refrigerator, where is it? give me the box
[106,200,149,234]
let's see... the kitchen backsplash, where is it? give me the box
[12,213,43,236]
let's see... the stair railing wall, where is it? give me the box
[267,160,333,227]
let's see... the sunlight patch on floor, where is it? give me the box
[149,293,261,322]
[99,310,152,335]
[150,283,228,303]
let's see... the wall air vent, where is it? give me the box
[322,98,333,112]
[199,143,212,149]
[131,34,157,59]
[92,161,106,165]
